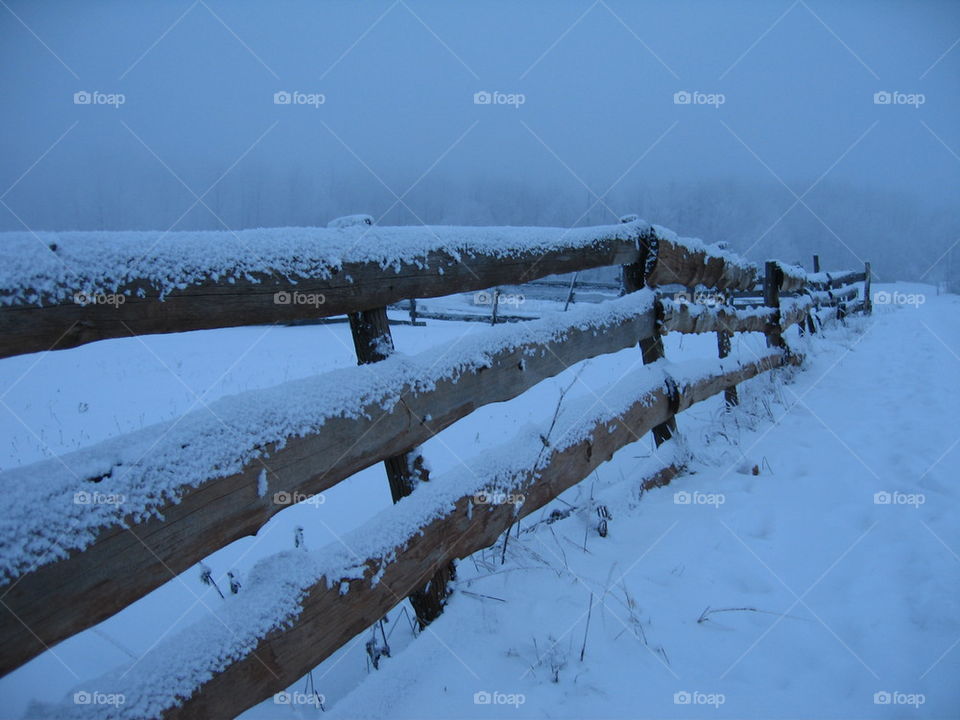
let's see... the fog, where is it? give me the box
[2,0,958,282]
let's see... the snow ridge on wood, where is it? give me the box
[0,221,650,308]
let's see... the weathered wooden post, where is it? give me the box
[641,302,676,445]
[490,288,501,325]
[864,261,872,314]
[763,261,786,350]
[622,226,676,445]
[347,277,453,628]
[717,291,739,407]
[804,262,817,335]
[563,272,578,311]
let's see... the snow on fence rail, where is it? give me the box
[0,220,756,359]
[0,216,871,719]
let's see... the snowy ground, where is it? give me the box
[0,282,957,719]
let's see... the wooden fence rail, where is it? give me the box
[0,218,872,719]
[0,222,759,359]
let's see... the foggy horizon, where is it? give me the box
[2,1,959,280]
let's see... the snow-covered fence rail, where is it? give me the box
[0,216,871,718]
[660,295,814,335]
[0,220,755,359]
[806,268,867,291]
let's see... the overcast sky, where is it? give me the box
[1,0,958,242]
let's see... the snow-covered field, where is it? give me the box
[0,282,957,719]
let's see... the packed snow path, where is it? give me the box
[313,287,959,720]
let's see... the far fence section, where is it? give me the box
[396,258,867,326]
[0,218,870,719]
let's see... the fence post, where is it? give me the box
[490,288,501,325]
[864,261,872,314]
[717,291,739,407]
[803,256,817,335]
[347,308,453,628]
[622,228,676,445]
[763,261,786,350]
[804,261,817,335]
[563,272,578,311]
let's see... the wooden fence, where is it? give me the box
[0,218,870,718]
